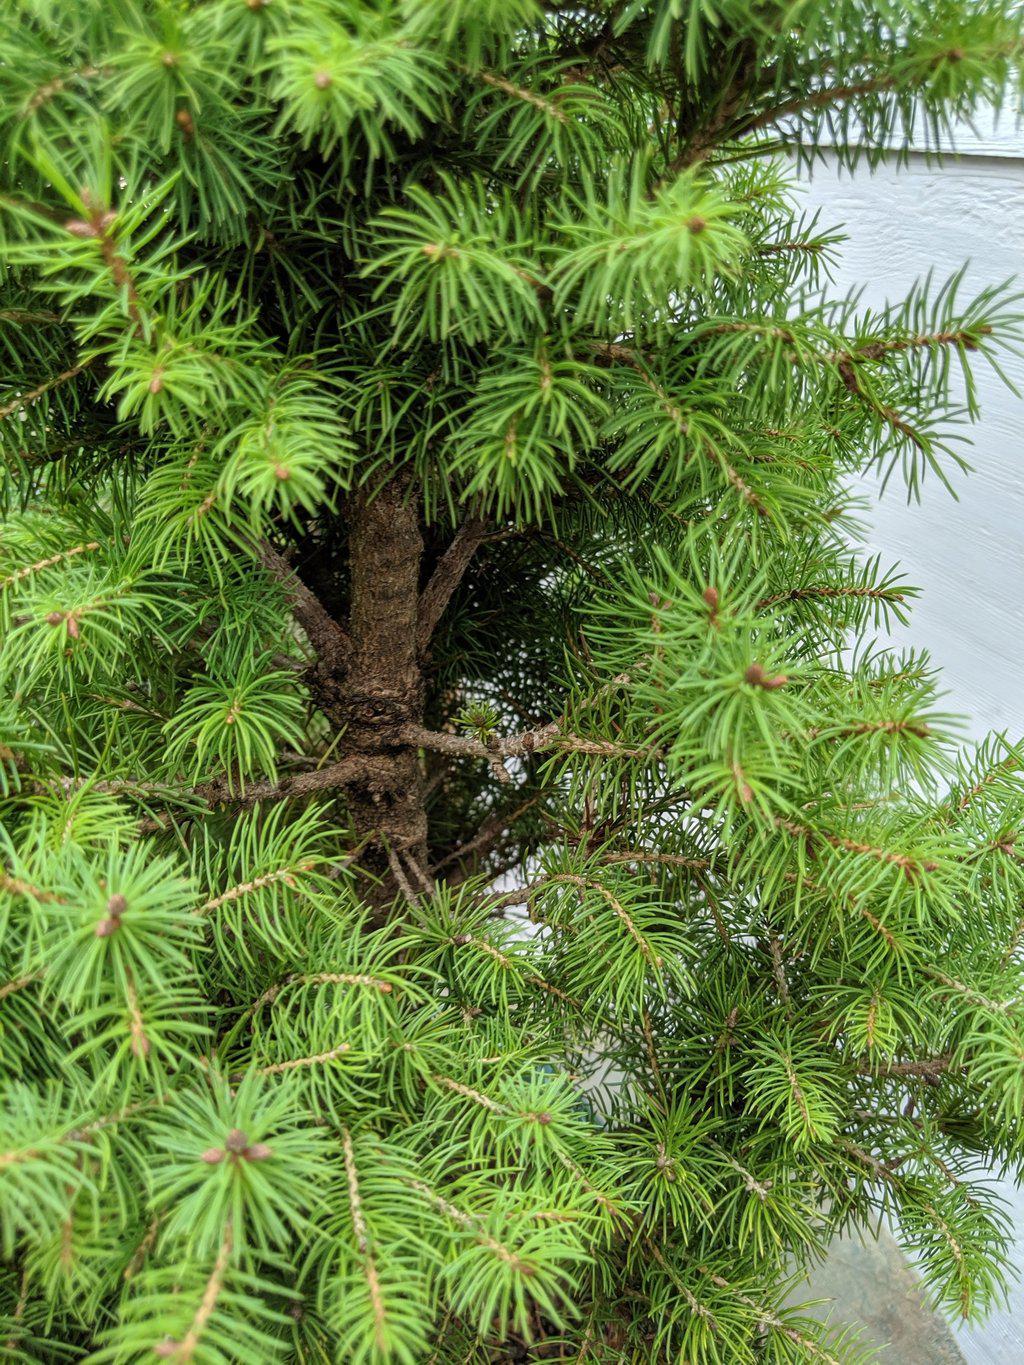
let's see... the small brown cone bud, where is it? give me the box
[245,1142,272,1161]
[149,371,164,394]
[201,1146,225,1164]
[224,1128,249,1154]
[66,616,80,639]
[65,219,97,238]
[744,663,787,690]
[702,586,719,611]
[687,216,707,234]
[161,51,177,66]
[45,610,64,627]
[98,210,117,232]
[537,1112,552,1125]
[314,70,332,89]
[107,893,128,916]
[95,917,118,938]
[154,1342,179,1359]
[273,464,290,480]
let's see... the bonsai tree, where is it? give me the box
[3,0,1024,1359]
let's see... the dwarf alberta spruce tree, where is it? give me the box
[5,1,1024,1360]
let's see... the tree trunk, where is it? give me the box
[342,476,427,913]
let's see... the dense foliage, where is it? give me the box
[4,1,1024,1359]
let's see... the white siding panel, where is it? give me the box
[796,143,1024,1363]
[797,152,1024,745]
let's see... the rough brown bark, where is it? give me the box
[341,476,428,912]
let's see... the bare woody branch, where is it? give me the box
[198,755,369,809]
[400,721,650,784]
[416,514,488,654]
[255,541,350,670]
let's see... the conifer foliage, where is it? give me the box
[4,1,1024,1359]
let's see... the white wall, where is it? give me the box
[797,137,1024,1364]
[799,149,1024,741]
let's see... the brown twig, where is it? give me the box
[417,515,489,654]
[255,541,350,670]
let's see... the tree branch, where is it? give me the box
[198,755,368,809]
[401,722,648,783]
[741,74,896,138]
[431,796,541,877]
[858,1055,953,1081]
[0,360,92,421]
[416,515,488,654]
[255,541,350,670]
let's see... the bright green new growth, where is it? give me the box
[3,0,1024,1360]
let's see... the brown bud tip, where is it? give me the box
[687,216,707,235]
[65,218,97,238]
[66,616,80,639]
[201,1146,225,1164]
[98,210,117,232]
[245,1142,272,1161]
[154,1343,179,1359]
[273,464,291,480]
[45,610,65,627]
[175,108,192,127]
[224,1128,249,1154]
[247,0,269,8]
[95,917,118,937]
[745,663,787,690]
[107,893,128,916]
[378,981,393,993]
[149,372,164,395]
[161,51,177,66]
[537,1111,552,1125]
[314,70,332,89]
[702,585,719,611]
[947,47,964,61]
